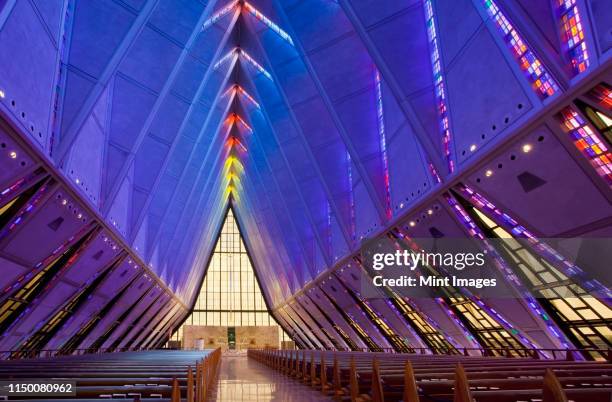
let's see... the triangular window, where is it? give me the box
[170,208,289,349]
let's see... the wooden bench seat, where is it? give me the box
[248,348,612,402]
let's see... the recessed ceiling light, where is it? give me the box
[522,144,532,153]
[485,170,493,177]
[470,144,477,152]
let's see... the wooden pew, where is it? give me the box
[248,348,612,402]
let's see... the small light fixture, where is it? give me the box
[522,144,532,153]
[409,221,416,227]
[485,169,493,177]
[9,151,17,159]
[469,144,477,152]
[0,90,5,99]
[77,213,82,219]
[61,199,67,206]
[427,209,433,215]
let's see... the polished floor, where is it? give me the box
[211,352,332,401]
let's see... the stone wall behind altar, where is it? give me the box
[182,325,280,350]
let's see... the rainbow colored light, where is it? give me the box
[555,0,589,75]
[213,48,239,70]
[243,2,294,46]
[482,0,559,99]
[235,114,253,133]
[225,113,253,133]
[224,155,244,172]
[235,85,261,109]
[202,0,239,30]
[239,49,273,81]
[227,136,247,153]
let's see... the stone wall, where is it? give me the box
[183,325,279,350]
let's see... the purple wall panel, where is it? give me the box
[296,294,349,350]
[288,301,333,349]
[330,213,349,261]
[589,0,612,54]
[336,264,426,348]
[64,110,107,206]
[130,300,177,348]
[140,304,183,349]
[1,186,91,265]
[77,274,151,350]
[0,256,30,293]
[465,126,612,236]
[93,259,140,299]
[0,0,59,150]
[277,307,315,349]
[1,278,73,344]
[274,309,307,347]
[0,128,38,190]
[319,276,391,350]
[145,309,184,349]
[0,230,126,350]
[446,29,532,166]
[353,175,380,240]
[308,35,372,103]
[308,287,367,350]
[100,285,163,350]
[387,123,434,212]
[283,304,324,349]
[116,293,171,349]
[44,294,108,351]
[64,231,122,284]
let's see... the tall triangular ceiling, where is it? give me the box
[26,0,601,310]
[198,0,446,308]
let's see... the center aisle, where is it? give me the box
[210,351,331,401]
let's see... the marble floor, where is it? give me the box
[210,352,332,401]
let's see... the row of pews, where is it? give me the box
[248,349,612,402]
[0,349,221,401]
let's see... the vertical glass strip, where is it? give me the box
[481,0,559,99]
[554,0,589,75]
[374,69,393,217]
[423,0,455,172]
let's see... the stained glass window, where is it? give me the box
[575,97,612,146]
[557,106,612,186]
[374,69,393,216]
[456,186,612,359]
[169,209,288,347]
[482,0,559,99]
[554,0,589,74]
[393,227,531,356]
